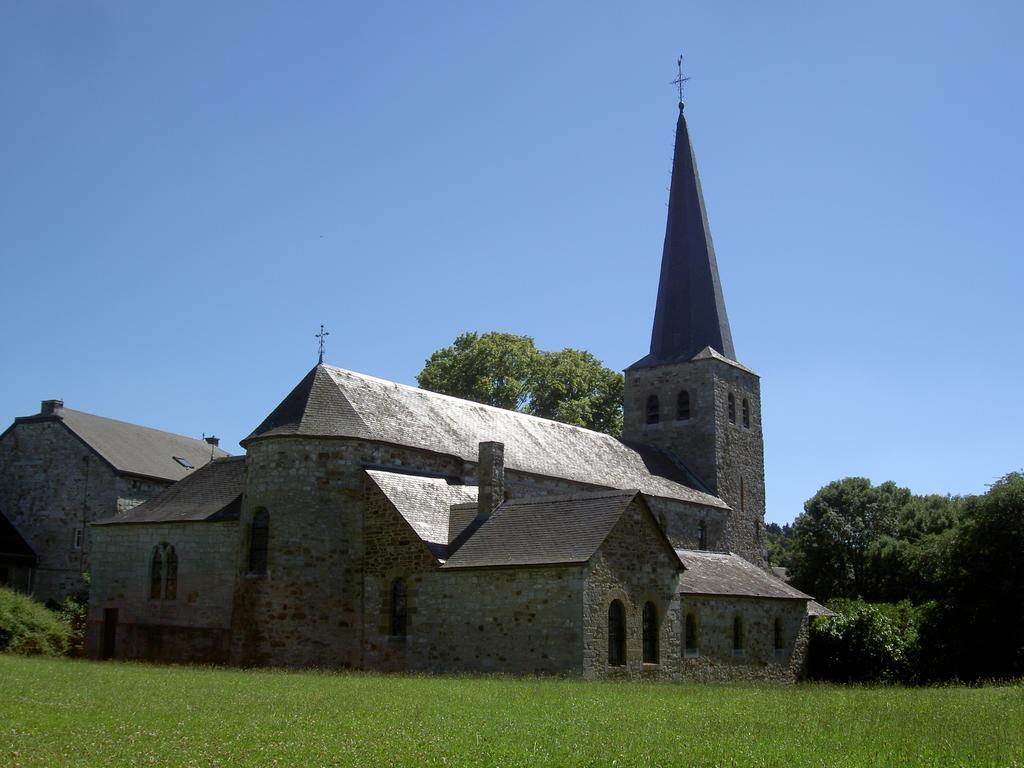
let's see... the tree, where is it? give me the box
[787,478,910,601]
[917,472,1024,680]
[417,332,624,435]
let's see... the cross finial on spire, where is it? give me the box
[671,55,690,108]
[315,324,330,364]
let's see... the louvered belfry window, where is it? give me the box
[677,390,690,420]
[742,397,750,428]
[727,392,736,424]
[646,395,660,425]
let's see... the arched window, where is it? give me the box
[249,507,269,575]
[676,390,690,421]
[642,602,659,664]
[727,392,736,424]
[391,578,408,637]
[742,398,750,428]
[732,616,744,654]
[645,395,660,425]
[698,520,707,550]
[607,600,626,666]
[774,618,784,653]
[149,547,162,599]
[164,546,178,601]
[684,613,698,656]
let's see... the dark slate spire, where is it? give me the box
[629,102,735,369]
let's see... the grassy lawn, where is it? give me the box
[0,656,1021,767]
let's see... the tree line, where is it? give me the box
[770,474,1024,682]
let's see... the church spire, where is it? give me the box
[629,82,735,369]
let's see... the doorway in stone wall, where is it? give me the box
[102,608,118,659]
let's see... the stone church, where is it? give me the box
[84,101,812,681]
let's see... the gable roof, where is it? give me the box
[677,549,810,600]
[0,511,36,566]
[92,457,245,525]
[247,364,727,510]
[9,406,230,482]
[442,490,680,570]
[365,470,477,557]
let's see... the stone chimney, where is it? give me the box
[204,436,220,447]
[477,441,505,519]
[40,400,63,416]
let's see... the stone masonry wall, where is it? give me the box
[679,595,807,682]
[86,520,240,663]
[623,358,767,568]
[583,498,683,680]
[1,420,123,602]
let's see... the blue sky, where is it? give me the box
[2,2,1021,524]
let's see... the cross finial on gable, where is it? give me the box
[671,55,690,108]
[315,324,330,364]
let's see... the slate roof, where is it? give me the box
[807,600,836,617]
[247,364,728,509]
[0,511,36,566]
[9,406,230,481]
[93,457,245,525]
[677,549,810,600]
[442,489,680,570]
[365,470,477,557]
[630,103,735,369]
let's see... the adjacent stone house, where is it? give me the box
[86,100,812,680]
[0,400,227,602]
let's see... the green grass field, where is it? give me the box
[0,656,1020,767]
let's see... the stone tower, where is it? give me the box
[623,100,767,568]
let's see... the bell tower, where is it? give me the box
[623,92,766,568]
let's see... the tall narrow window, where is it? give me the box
[249,507,269,575]
[676,390,690,421]
[684,613,698,656]
[73,528,82,550]
[742,398,750,428]
[149,547,162,599]
[732,616,744,654]
[698,520,708,550]
[642,602,659,664]
[645,395,660,425]
[727,393,736,424]
[391,578,408,637]
[164,546,178,601]
[608,600,626,666]
[774,618,784,653]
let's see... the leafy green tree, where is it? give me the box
[766,522,794,568]
[417,332,541,411]
[417,332,624,435]
[788,478,911,601]
[917,472,1024,680]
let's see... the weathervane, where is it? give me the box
[315,324,330,364]
[671,55,690,106]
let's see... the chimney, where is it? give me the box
[204,436,220,447]
[477,441,505,519]
[40,400,63,416]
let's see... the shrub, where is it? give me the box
[0,587,71,656]
[808,600,917,682]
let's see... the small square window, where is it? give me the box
[73,528,82,550]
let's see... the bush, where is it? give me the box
[808,600,919,682]
[0,587,71,656]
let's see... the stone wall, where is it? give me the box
[0,420,121,602]
[623,357,767,568]
[582,498,683,680]
[678,595,807,682]
[86,520,240,663]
